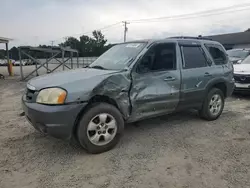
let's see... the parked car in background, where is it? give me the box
[24,59,35,65]
[0,59,6,66]
[227,48,250,64]
[233,55,250,92]
[0,59,15,66]
[11,59,16,65]
[14,60,27,66]
[22,37,234,153]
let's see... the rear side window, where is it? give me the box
[205,45,227,65]
[182,46,208,69]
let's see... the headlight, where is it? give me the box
[36,88,67,104]
[237,59,242,64]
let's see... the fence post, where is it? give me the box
[62,50,65,71]
[19,49,24,80]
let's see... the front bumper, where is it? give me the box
[22,96,87,140]
[234,82,250,93]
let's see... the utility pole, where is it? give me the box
[122,21,129,42]
[50,40,55,47]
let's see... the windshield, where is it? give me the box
[89,42,146,70]
[227,49,249,58]
[242,55,250,64]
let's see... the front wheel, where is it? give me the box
[77,103,124,154]
[199,88,225,121]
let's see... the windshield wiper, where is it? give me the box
[89,65,107,70]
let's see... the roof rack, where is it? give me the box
[168,36,213,41]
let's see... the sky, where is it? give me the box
[1,0,250,48]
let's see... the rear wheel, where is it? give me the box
[199,88,225,121]
[77,103,124,154]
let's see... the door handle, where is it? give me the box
[164,76,175,81]
[204,72,212,77]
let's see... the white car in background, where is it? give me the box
[14,60,27,66]
[0,59,15,66]
[0,59,6,66]
[227,48,250,64]
[233,55,250,92]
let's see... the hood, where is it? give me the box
[233,64,250,74]
[229,56,243,63]
[28,68,118,90]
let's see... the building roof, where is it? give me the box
[0,37,12,44]
[206,31,250,45]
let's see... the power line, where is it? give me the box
[47,3,250,45]
[128,3,250,23]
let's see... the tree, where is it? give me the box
[92,30,107,47]
[59,30,110,57]
[60,37,80,49]
[9,47,19,60]
[92,30,108,56]
[0,30,113,60]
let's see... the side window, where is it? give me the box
[137,43,176,73]
[182,46,208,69]
[205,45,226,65]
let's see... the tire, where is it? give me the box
[199,88,225,121]
[77,103,124,154]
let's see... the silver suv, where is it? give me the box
[22,37,235,153]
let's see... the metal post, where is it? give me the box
[35,55,38,76]
[70,52,73,69]
[62,50,65,71]
[19,49,24,80]
[5,42,11,76]
[5,43,9,64]
[77,52,79,68]
[46,54,49,73]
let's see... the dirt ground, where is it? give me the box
[0,77,250,188]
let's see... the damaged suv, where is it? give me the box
[22,37,234,153]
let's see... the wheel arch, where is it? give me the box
[72,95,128,140]
[206,79,228,98]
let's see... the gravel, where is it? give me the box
[0,78,250,188]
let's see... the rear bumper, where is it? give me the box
[22,96,87,140]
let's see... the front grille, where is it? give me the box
[234,74,250,83]
[26,88,36,101]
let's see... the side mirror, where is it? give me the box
[136,56,151,73]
